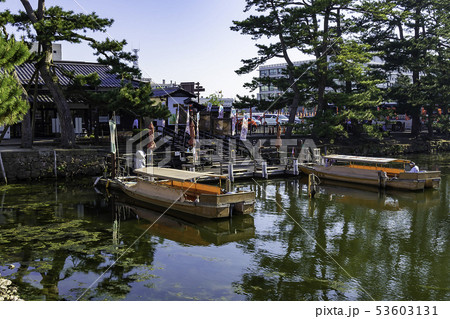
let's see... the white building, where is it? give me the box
[258,58,411,100]
[30,43,62,61]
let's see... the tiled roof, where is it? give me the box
[151,87,196,98]
[15,61,127,88]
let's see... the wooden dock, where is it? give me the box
[180,159,300,182]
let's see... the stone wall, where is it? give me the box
[0,149,107,183]
[322,139,450,156]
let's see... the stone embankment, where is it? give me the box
[322,138,450,156]
[0,149,107,183]
[0,276,22,301]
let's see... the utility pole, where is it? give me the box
[194,82,205,103]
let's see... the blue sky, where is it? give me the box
[2,0,283,98]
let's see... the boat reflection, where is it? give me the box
[110,193,255,246]
[300,177,440,212]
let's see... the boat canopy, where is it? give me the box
[135,167,225,181]
[323,155,410,164]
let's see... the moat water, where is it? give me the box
[0,153,448,301]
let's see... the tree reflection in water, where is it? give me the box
[0,154,448,301]
[232,171,448,301]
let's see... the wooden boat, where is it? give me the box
[299,154,441,191]
[106,167,255,219]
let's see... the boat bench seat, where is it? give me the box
[349,164,403,176]
[160,180,222,195]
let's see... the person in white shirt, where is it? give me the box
[409,162,419,173]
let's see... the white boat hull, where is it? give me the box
[299,164,433,191]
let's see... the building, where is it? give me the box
[30,43,62,61]
[150,87,197,127]
[14,60,139,138]
[257,60,313,101]
[257,57,411,102]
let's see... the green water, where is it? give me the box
[0,154,448,301]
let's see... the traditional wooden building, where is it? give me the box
[13,60,137,138]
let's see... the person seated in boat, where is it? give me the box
[408,162,419,173]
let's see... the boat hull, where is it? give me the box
[106,178,255,219]
[299,165,429,191]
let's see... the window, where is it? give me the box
[260,70,268,77]
[269,69,277,75]
[260,85,269,92]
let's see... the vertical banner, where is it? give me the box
[185,106,190,135]
[218,104,224,119]
[109,119,117,154]
[240,115,248,141]
[196,112,200,144]
[231,108,237,136]
[207,102,212,112]
[174,105,179,134]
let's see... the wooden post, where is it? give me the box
[111,153,116,179]
[228,162,234,182]
[293,159,298,175]
[262,161,268,179]
[308,174,317,198]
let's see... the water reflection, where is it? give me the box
[109,193,256,246]
[306,178,441,213]
[232,169,448,301]
[0,153,448,301]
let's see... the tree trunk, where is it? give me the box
[269,0,300,138]
[285,94,300,138]
[38,60,76,148]
[19,0,77,148]
[21,110,33,148]
[410,8,422,137]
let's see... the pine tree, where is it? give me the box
[359,0,450,136]
[232,0,384,139]
[2,1,141,147]
[0,34,30,127]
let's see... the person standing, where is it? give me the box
[409,162,419,173]
[132,118,139,129]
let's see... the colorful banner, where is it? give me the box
[185,107,190,135]
[174,106,179,134]
[218,104,224,119]
[109,119,117,154]
[240,115,248,141]
[231,108,237,136]
[207,102,212,112]
[196,112,200,144]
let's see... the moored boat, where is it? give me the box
[299,154,441,191]
[105,167,255,219]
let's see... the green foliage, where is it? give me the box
[206,91,224,106]
[0,34,31,126]
[433,114,450,137]
[66,78,170,120]
[232,0,390,139]
[90,38,140,80]
[1,1,142,146]
[359,0,450,135]
[113,82,170,119]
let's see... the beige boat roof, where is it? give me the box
[134,167,225,181]
[324,155,410,164]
